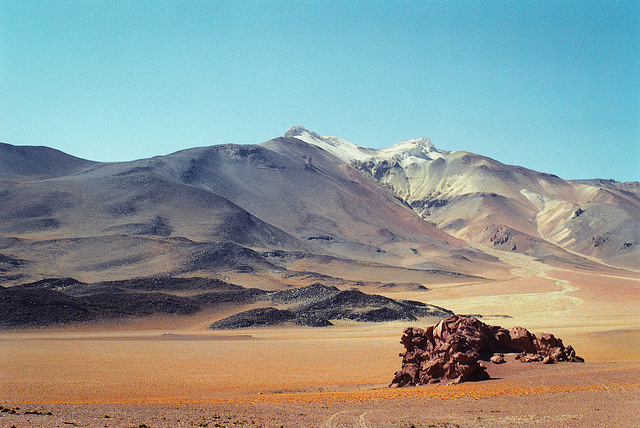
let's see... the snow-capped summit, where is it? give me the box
[283,126,449,167]
[284,126,375,162]
[387,137,435,153]
[283,125,320,141]
[375,137,450,166]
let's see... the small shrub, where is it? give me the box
[0,406,18,414]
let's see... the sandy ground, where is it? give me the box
[1,250,639,427]
[0,360,639,427]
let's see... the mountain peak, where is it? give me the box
[284,126,319,140]
[379,137,437,158]
[282,127,447,165]
[0,142,96,177]
[283,126,375,162]
[403,137,435,151]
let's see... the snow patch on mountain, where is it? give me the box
[375,137,451,170]
[284,126,375,162]
[283,126,450,169]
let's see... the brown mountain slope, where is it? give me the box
[0,137,495,286]
[129,138,489,271]
[0,156,314,284]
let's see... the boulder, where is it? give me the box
[490,353,505,364]
[390,315,583,387]
[565,345,584,362]
[509,326,537,353]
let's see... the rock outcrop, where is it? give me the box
[390,315,583,387]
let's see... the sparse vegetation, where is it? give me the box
[24,409,53,415]
[0,405,18,414]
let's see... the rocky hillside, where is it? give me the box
[210,283,453,328]
[0,277,452,328]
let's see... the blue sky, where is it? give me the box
[2,1,639,181]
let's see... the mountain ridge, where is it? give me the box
[280,127,639,270]
[0,128,637,289]
[0,142,97,177]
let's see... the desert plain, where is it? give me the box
[1,247,639,428]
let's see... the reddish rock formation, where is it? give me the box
[490,353,505,364]
[390,315,583,387]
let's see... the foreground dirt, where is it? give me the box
[1,328,639,427]
[1,259,639,427]
[1,360,639,427]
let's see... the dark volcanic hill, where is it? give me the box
[0,277,451,328]
[0,276,266,327]
[209,283,454,329]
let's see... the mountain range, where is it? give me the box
[0,127,638,295]
[286,127,640,270]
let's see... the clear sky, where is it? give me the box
[1,1,639,181]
